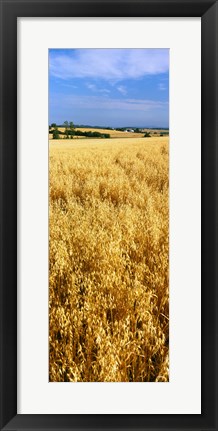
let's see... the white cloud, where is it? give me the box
[117,85,127,96]
[86,83,110,94]
[86,83,96,91]
[49,49,169,81]
[60,83,78,89]
[158,83,167,91]
[53,94,168,112]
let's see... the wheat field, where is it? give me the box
[49,136,169,382]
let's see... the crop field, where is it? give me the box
[74,127,145,138]
[49,127,168,140]
[49,136,169,382]
[49,127,144,139]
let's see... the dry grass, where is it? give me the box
[49,137,169,382]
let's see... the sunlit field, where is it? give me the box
[49,127,144,139]
[49,136,169,382]
[49,127,168,140]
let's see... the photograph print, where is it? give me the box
[49,48,169,382]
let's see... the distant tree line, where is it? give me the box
[49,121,110,139]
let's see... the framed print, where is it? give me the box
[0,0,217,430]
[18,18,201,415]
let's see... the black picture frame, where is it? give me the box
[0,0,217,430]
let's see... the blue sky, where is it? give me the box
[49,49,169,128]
